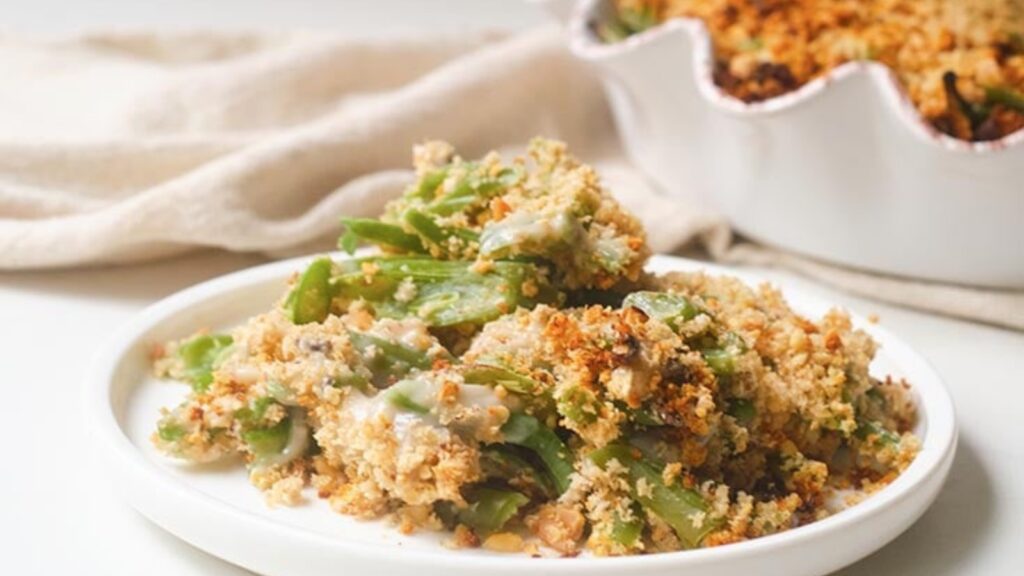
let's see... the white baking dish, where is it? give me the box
[542,0,1024,288]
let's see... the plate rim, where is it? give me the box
[87,252,958,572]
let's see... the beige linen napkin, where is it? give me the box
[1,26,1021,330]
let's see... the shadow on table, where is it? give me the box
[137,512,256,576]
[834,433,993,575]
[0,249,270,303]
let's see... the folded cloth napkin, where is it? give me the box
[1,26,1021,330]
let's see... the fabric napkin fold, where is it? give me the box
[1,26,1020,330]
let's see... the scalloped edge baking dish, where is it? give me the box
[539,0,1024,289]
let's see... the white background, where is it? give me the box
[2,1,1021,575]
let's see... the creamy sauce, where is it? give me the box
[480,211,578,255]
[341,378,505,446]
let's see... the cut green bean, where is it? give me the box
[465,361,556,419]
[339,217,426,255]
[348,330,435,387]
[701,332,747,377]
[387,392,430,414]
[423,165,519,217]
[178,333,233,392]
[985,86,1024,114]
[598,6,657,43]
[242,418,291,458]
[596,20,631,43]
[235,396,276,426]
[590,444,719,548]
[480,445,556,498]
[621,403,664,427]
[456,487,529,533]
[241,408,309,467]
[727,398,757,425]
[500,412,574,494]
[855,420,900,446]
[332,257,560,328]
[619,7,656,34]
[157,423,186,443]
[403,209,479,253]
[610,505,644,547]
[331,372,373,394]
[266,381,298,406]
[285,257,335,325]
[556,385,601,426]
[479,210,580,260]
[463,362,543,396]
[623,291,700,331]
[415,167,450,200]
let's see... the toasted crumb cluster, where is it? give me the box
[151,138,919,557]
[605,0,1024,141]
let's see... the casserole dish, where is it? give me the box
[542,0,1024,288]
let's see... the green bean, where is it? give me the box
[339,218,425,255]
[285,257,335,325]
[347,330,435,387]
[235,396,276,426]
[242,418,291,458]
[463,362,543,396]
[619,7,656,34]
[332,257,561,328]
[480,445,556,498]
[178,333,233,392]
[610,506,644,547]
[703,350,736,375]
[423,165,519,217]
[589,444,719,548]
[596,20,631,43]
[478,210,581,260]
[701,332,747,377]
[157,422,186,443]
[415,167,450,200]
[985,86,1024,114]
[727,398,757,425]
[383,380,432,414]
[556,385,601,426]
[266,381,298,406]
[403,209,479,253]
[500,412,574,494]
[331,372,373,394]
[456,487,530,533]
[623,291,700,331]
[855,420,900,446]
[241,407,310,467]
[631,461,716,548]
[621,403,664,427]
[403,275,517,326]
[593,237,635,274]
[464,361,556,419]
[597,6,658,42]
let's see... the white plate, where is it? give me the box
[88,254,957,576]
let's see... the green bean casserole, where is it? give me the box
[151,138,919,556]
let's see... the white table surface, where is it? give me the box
[3,1,1022,575]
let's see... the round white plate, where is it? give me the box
[88,254,957,576]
